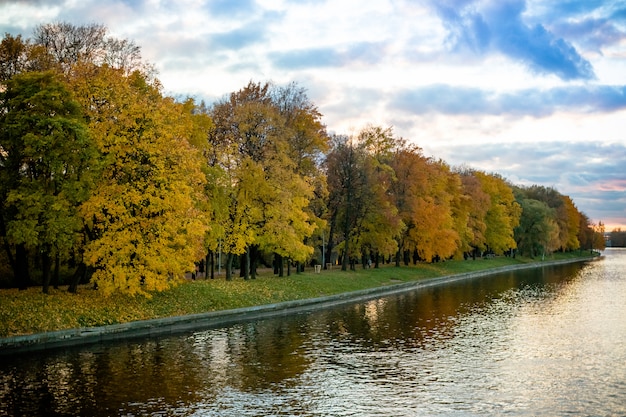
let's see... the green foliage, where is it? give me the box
[0,71,97,289]
[515,198,558,257]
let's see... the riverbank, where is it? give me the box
[0,252,600,354]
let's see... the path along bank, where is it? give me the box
[0,256,601,356]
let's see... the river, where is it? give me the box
[1,249,625,416]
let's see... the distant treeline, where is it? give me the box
[0,23,606,295]
[607,230,626,247]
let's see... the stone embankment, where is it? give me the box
[0,257,599,355]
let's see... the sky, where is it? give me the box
[1,0,626,231]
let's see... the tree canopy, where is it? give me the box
[0,24,604,295]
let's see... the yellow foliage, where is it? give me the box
[72,64,210,296]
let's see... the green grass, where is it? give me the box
[0,251,597,337]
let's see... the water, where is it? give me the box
[1,250,625,416]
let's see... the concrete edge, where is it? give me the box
[0,256,600,355]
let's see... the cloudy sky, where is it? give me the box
[2,0,625,230]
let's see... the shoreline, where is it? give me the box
[0,256,600,356]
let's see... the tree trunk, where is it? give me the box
[341,243,349,271]
[209,250,215,279]
[41,248,52,294]
[68,262,86,293]
[225,253,234,281]
[250,245,259,279]
[243,247,251,280]
[15,244,30,290]
[52,254,60,289]
[1,217,17,277]
[274,253,284,277]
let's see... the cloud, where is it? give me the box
[549,17,626,53]
[392,84,626,117]
[436,140,626,223]
[211,22,269,50]
[271,47,342,69]
[205,0,258,18]
[432,0,596,80]
[270,41,387,70]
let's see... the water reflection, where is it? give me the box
[1,252,625,416]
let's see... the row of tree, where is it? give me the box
[607,229,626,247]
[0,24,606,295]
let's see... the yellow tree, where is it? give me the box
[209,82,317,279]
[390,144,429,265]
[474,171,521,255]
[410,159,461,262]
[353,126,404,267]
[457,169,491,258]
[272,83,329,268]
[561,195,581,250]
[73,64,209,296]
[390,144,461,263]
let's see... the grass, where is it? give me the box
[0,251,597,338]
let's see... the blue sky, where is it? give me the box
[2,0,625,230]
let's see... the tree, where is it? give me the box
[390,144,462,264]
[272,83,330,269]
[272,82,329,177]
[73,65,209,296]
[353,126,403,267]
[325,134,372,270]
[515,198,558,258]
[32,22,152,77]
[560,195,581,251]
[0,33,29,83]
[208,81,317,279]
[457,169,490,258]
[591,221,606,252]
[474,171,521,255]
[609,228,626,247]
[0,71,96,291]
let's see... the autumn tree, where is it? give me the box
[474,171,521,255]
[0,34,29,82]
[390,143,462,264]
[355,126,404,267]
[456,168,490,258]
[560,195,581,250]
[591,221,606,252]
[324,127,405,271]
[208,81,317,279]
[71,64,209,296]
[0,71,96,292]
[325,134,372,270]
[272,83,330,267]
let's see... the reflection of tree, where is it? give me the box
[230,320,312,391]
[310,274,548,353]
[0,264,594,415]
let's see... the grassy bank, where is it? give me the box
[0,252,596,337]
